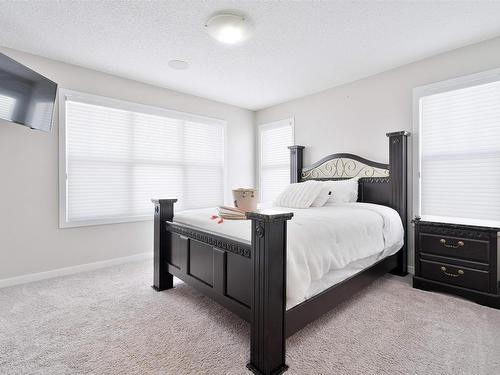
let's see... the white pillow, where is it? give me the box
[274,181,323,208]
[310,184,333,207]
[324,178,359,204]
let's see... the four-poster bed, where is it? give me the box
[152,131,409,375]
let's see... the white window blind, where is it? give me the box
[418,77,500,226]
[60,90,225,227]
[0,94,16,119]
[259,119,294,203]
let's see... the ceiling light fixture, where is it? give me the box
[168,60,189,70]
[205,11,253,44]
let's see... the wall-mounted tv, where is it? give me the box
[0,52,57,132]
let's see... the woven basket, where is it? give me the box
[232,188,258,212]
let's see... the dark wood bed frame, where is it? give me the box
[152,131,409,375]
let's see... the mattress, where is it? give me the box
[174,203,404,309]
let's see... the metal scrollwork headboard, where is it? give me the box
[300,153,389,180]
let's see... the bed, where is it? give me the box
[152,131,409,375]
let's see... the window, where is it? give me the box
[0,94,16,119]
[258,118,294,203]
[59,89,226,227]
[414,69,500,227]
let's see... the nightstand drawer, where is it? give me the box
[420,259,490,292]
[419,233,489,263]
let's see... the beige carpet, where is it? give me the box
[1,260,499,375]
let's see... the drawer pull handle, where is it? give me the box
[439,239,464,248]
[440,266,464,277]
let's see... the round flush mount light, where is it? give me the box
[205,11,253,44]
[168,59,189,70]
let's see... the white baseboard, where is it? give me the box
[0,252,152,289]
[408,265,415,275]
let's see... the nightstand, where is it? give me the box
[413,219,500,309]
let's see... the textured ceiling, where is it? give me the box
[1,1,500,110]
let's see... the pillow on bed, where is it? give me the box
[324,178,359,204]
[310,184,333,207]
[274,181,323,208]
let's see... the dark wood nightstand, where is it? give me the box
[413,219,500,309]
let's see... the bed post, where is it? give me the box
[246,211,293,375]
[386,131,410,276]
[151,198,177,291]
[288,145,304,183]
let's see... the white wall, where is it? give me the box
[0,47,254,281]
[256,36,500,271]
[3,35,500,281]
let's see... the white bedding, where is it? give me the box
[174,203,404,309]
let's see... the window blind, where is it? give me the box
[259,119,294,203]
[62,92,225,226]
[419,79,500,226]
[0,94,16,119]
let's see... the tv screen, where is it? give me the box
[0,52,57,132]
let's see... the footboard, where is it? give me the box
[151,199,253,319]
[152,199,293,375]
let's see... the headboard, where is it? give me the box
[288,131,410,274]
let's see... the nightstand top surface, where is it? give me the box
[414,217,500,232]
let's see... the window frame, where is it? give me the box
[412,67,500,225]
[257,118,295,203]
[58,88,227,228]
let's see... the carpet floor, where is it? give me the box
[1,260,499,375]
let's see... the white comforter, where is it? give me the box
[174,203,404,308]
